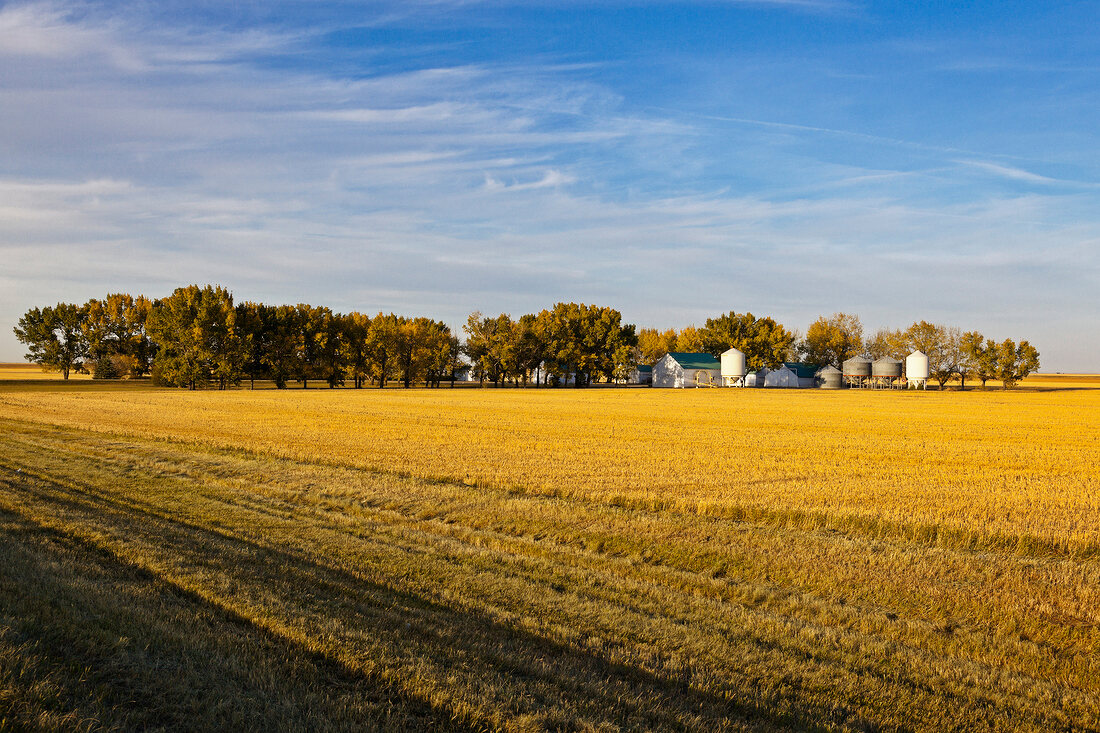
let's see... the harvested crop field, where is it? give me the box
[1,377,1098,731]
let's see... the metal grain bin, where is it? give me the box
[872,357,903,378]
[816,365,843,389]
[842,357,871,377]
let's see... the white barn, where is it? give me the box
[652,352,722,388]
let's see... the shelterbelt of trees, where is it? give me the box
[13,285,641,390]
[14,287,1038,390]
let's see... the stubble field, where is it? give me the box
[0,373,1098,731]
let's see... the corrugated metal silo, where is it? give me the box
[872,357,903,378]
[817,365,843,389]
[842,357,872,377]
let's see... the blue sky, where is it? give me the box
[1,1,1098,370]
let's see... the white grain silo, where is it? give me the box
[905,350,929,390]
[720,347,747,387]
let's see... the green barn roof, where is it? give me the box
[666,352,721,370]
[784,362,820,379]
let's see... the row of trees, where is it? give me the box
[14,286,462,390]
[13,293,1041,390]
[462,303,637,387]
[14,295,154,380]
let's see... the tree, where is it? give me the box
[799,313,863,369]
[636,328,677,366]
[463,312,512,386]
[149,285,244,389]
[536,303,635,387]
[675,325,705,354]
[865,328,907,361]
[997,339,1040,389]
[235,301,267,389]
[13,303,88,379]
[700,311,796,371]
[340,312,372,388]
[957,331,986,390]
[930,327,963,389]
[260,305,302,389]
[82,293,153,379]
[963,334,999,388]
[314,309,346,388]
[367,313,402,387]
[512,314,546,386]
[294,304,330,389]
[900,321,953,390]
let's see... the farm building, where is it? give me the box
[764,365,798,388]
[783,362,821,388]
[744,368,768,387]
[630,364,653,385]
[652,352,722,388]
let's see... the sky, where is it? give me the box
[1,1,1098,371]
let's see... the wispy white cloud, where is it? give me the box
[957,160,1093,187]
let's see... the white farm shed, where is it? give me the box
[764,365,799,388]
[652,352,722,388]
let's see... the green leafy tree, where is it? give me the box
[367,313,402,388]
[261,305,301,389]
[235,301,267,389]
[997,339,1040,389]
[294,304,330,389]
[149,285,244,390]
[963,334,998,388]
[315,309,346,388]
[340,312,372,388]
[463,312,512,386]
[13,303,88,379]
[536,303,635,387]
[957,331,986,389]
[513,313,547,386]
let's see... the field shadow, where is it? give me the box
[0,507,478,732]
[0,465,895,733]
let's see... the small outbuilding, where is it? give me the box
[630,364,653,385]
[743,369,768,387]
[783,362,821,388]
[764,365,799,388]
[652,352,722,388]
